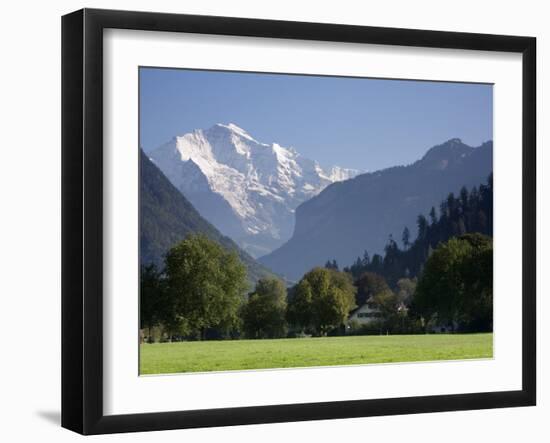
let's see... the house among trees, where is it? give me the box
[348,297,383,326]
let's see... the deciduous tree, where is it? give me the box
[241,277,288,338]
[288,268,356,335]
[354,272,390,306]
[164,234,248,339]
[413,233,492,331]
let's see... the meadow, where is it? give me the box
[140,333,493,375]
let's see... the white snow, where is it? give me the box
[150,123,361,251]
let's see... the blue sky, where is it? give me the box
[140,67,493,171]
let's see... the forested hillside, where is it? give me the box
[343,174,493,287]
[260,139,492,281]
[139,149,274,284]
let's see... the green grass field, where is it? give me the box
[140,333,493,375]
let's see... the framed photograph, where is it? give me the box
[62,8,536,435]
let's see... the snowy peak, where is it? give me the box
[215,123,257,142]
[325,165,360,182]
[150,123,361,257]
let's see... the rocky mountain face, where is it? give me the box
[259,139,493,282]
[139,148,275,285]
[149,123,359,257]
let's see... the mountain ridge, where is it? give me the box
[149,123,360,257]
[259,138,493,281]
[139,148,275,285]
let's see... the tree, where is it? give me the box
[363,250,370,266]
[164,234,248,339]
[371,289,399,319]
[140,264,164,340]
[288,267,356,335]
[287,279,314,331]
[346,252,370,279]
[460,238,493,331]
[446,193,457,219]
[381,235,404,287]
[457,217,467,236]
[396,277,417,306]
[402,226,411,250]
[459,186,470,213]
[370,254,383,273]
[354,272,390,306]
[429,206,438,225]
[417,214,428,240]
[413,234,493,332]
[414,237,466,329]
[477,210,488,234]
[241,277,288,338]
[140,263,190,342]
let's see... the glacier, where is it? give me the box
[149,123,360,257]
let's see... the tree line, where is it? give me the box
[343,174,493,286]
[336,174,494,333]
[140,234,358,341]
[141,175,493,341]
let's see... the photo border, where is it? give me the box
[62,8,536,435]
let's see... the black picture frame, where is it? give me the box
[62,8,536,435]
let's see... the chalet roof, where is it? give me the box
[349,300,379,316]
[348,305,362,316]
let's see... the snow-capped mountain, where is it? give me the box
[149,123,360,257]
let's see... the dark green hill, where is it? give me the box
[140,149,275,284]
[260,139,492,281]
[344,174,493,287]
